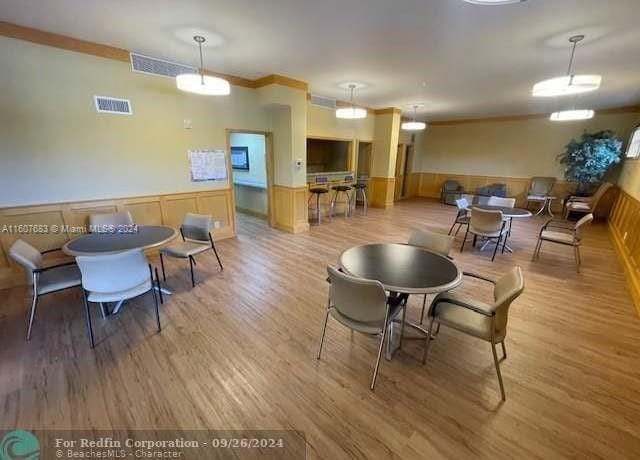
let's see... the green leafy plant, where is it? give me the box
[557,130,623,193]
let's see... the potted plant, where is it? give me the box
[557,130,623,194]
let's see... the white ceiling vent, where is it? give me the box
[310,94,337,110]
[94,96,132,115]
[130,52,196,78]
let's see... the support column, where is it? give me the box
[370,108,401,208]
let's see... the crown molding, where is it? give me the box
[0,21,305,91]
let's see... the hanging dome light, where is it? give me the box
[532,35,601,97]
[550,109,594,122]
[176,36,230,96]
[401,105,427,131]
[336,84,367,119]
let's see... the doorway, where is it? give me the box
[394,144,408,201]
[227,130,274,228]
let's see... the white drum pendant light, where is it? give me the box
[336,84,367,119]
[532,35,601,98]
[402,105,427,131]
[176,35,230,96]
[549,109,594,122]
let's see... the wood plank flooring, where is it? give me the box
[1,198,640,459]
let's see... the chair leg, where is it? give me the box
[422,316,435,364]
[454,223,463,236]
[532,239,541,261]
[419,294,427,324]
[362,189,368,215]
[501,341,507,360]
[574,246,581,273]
[371,321,390,390]
[491,340,506,401]
[188,256,196,287]
[316,305,330,360]
[491,236,500,262]
[151,280,161,333]
[81,289,95,349]
[211,243,223,271]
[99,303,108,318]
[398,304,407,350]
[473,234,477,247]
[160,253,167,282]
[448,219,457,235]
[26,293,39,340]
[154,267,163,304]
[460,228,470,253]
[501,232,507,254]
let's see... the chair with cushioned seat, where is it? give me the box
[533,213,593,272]
[526,177,556,214]
[564,182,612,219]
[423,267,525,401]
[76,250,162,348]
[316,265,406,390]
[159,213,223,287]
[461,208,508,261]
[9,239,83,340]
[89,211,134,233]
[448,198,470,236]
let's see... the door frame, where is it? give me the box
[394,143,408,201]
[225,129,275,228]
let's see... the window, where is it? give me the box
[627,125,640,159]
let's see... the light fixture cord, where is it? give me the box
[566,40,578,85]
[198,40,205,85]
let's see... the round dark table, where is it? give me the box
[62,225,177,256]
[470,205,532,218]
[338,243,462,294]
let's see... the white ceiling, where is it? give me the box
[2,0,640,120]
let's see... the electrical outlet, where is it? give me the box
[214,221,220,229]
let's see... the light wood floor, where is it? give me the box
[1,199,640,459]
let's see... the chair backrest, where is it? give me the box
[76,250,150,294]
[492,266,525,337]
[574,213,594,240]
[442,180,461,192]
[327,265,389,325]
[8,239,43,284]
[529,177,556,196]
[408,229,454,257]
[89,211,134,233]
[470,208,504,233]
[591,182,613,208]
[181,213,213,241]
[487,196,516,208]
[455,197,469,213]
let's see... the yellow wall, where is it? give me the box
[0,36,271,207]
[307,102,375,141]
[414,111,640,179]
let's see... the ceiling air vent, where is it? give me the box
[310,94,337,110]
[94,96,132,115]
[130,52,196,78]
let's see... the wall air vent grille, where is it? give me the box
[94,96,132,115]
[310,94,337,110]
[130,52,196,78]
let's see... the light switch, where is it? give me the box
[214,221,221,229]
[183,119,192,129]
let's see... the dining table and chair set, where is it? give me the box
[8,210,224,349]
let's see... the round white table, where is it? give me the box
[470,205,532,252]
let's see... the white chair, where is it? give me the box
[408,229,454,323]
[533,213,594,273]
[448,198,470,236]
[423,267,525,401]
[76,250,162,348]
[317,265,406,390]
[461,208,508,261]
[8,239,82,340]
[89,211,134,233]
[487,196,516,208]
[160,213,223,287]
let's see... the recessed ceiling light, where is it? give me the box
[463,0,527,5]
[549,109,594,122]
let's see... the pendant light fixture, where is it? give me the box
[176,35,230,96]
[335,84,367,119]
[532,35,601,97]
[549,109,594,122]
[401,105,427,131]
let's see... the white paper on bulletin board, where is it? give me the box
[188,149,228,182]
